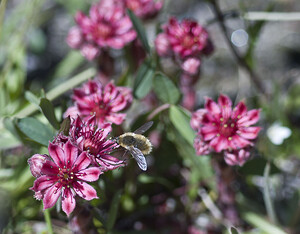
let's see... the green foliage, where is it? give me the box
[133,59,155,99]
[39,98,60,130]
[153,73,180,104]
[127,9,150,54]
[169,105,195,146]
[16,117,54,147]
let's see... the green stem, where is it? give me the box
[44,209,54,234]
[263,162,278,224]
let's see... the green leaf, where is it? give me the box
[169,105,195,146]
[39,98,60,130]
[0,130,20,150]
[107,190,122,231]
[127,9,150,53]
[25,91,40,106]
[59,116,71,136]
[229,227,240,234]
[133,60,155,99]
[243,213,287,234]
[263,162,278,224]
[16,117,54,146]
[153,72,180,104]
[51,51,84,82]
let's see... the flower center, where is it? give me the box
[218,119,237,138]
[96,23,112,39]
[182,35,195,48]
[84,138,99,155]
[92,101,111,122]
[126,0,141,11]
[57,167,75,186]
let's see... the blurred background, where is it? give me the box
[1,0,300,233]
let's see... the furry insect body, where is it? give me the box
[116,121,153,171]
[118,133,152,155]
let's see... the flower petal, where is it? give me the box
[62,188,76,216]
[193,136,211,155]
[238,109,260,126]
[76,167,102,182]
[73,151,91,171]
[64,140,78,169]
[106,113,126,125]
[48,142,65,168]
[224,149,251,166]
[73,181,98,200]
[205,97,220,116]
[32,175,57,192]
[218,94,232,121]
[229,135,252,149]
[238,127,261,139]
[232,101,247,119]
[43,183,62,210]
[41,160,59,175]
[209,135,228,152]
[200,125,218,141]
[190,109,206,131]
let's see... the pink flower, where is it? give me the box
[67,27,83,49]
[125,0,163,20]
[29,140,102,216]
[28,154,50,178]
[76,2,136,49]
[64,80,133,129]
[155,17,213,77]
[181,58,201,76]
[163,17,210,59]
[69,115,125,171]
[67,1,136,60]
[191,94,261,165]
[80,44,101,61]
[224,149,251,166]
[154,33,172,57]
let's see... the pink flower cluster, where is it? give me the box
[67,0,163,60]
[190,94,261,166]
[28,78,133,216]
[155,17,213,110]
[64,79,133,132]
[125,0,163,19]
[155,17,213,69]
[28,115,123,216]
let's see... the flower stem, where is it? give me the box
[147,103,170,120]
[209,0,267,98]
[263,162,278,224]
[44,209,54,234]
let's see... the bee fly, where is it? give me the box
[117,121,153,171]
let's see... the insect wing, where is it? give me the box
[134,121,153,134]
[129,146,147,171]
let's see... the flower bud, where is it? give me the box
[28,154,49,178]
[155,33,171,57]
[181,58,201,76]
[66,27,83,49]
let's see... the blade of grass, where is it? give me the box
[263,162,278,224]
[15,67,96,119]
[0,0,8,37]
